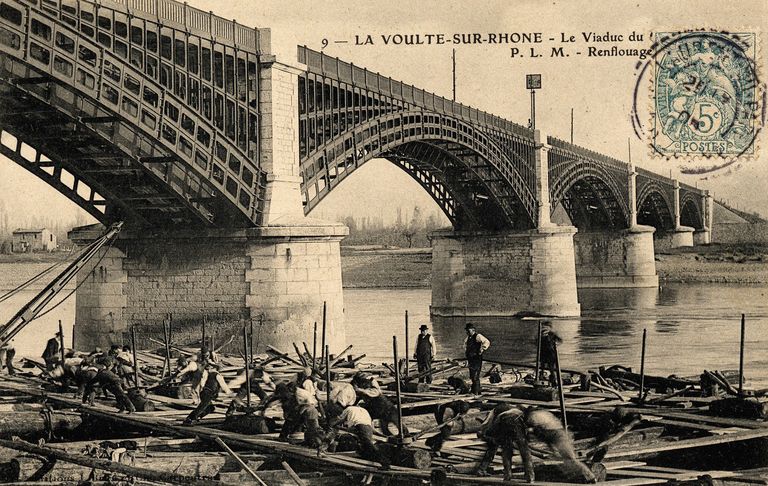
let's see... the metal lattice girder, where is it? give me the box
[299,107,538,229]
[636,178,675,230]
[547,142,631,229]
[0,0,267,228]
[679,191,704,229]
[383,141,516,230]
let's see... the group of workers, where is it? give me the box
[45,338,139,414]
[32,319,590,481]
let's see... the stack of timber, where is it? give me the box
[0,345,767,485]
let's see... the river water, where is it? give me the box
[2,262,767,388]
[345,285,768,388]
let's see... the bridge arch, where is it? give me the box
[636,181,675,230]
[299,111,538,230]
[680,193,704,229]
[549,163,630,230]
[0,0,267,228]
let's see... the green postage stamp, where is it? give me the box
[652,31,761,159]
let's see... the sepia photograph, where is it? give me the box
[0,0,765,483]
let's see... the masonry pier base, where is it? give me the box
[693,228,711,245]
[69,223,348,352]
[430,226,581,318]
[574,225,659,288]
[655,226,695,251]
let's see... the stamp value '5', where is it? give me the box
[651,31,762,165]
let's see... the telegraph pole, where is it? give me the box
[452,48,456,101]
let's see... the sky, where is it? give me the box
[1,0,766,228]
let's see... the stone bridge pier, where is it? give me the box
[70,224,346,352]
[573,226,659,288]
[430,226,581,317]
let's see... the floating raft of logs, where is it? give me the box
[1,345,768,485]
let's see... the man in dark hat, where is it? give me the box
[464,323,490,396]
[42,332,61,371]
[414,324,437,384]
[539,321,563,386]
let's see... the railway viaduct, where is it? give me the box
[0,0,712,348]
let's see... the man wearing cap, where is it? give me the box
[464,323,490,395]
[414,324,437,384]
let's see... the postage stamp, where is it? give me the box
[650,31,761,161]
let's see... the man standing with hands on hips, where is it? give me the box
[464,323,490,396]
[414,324,437,384]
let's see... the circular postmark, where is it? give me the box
[632,30,765,176]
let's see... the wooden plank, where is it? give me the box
[652,418,747,434]
[609,469,740,480]
[605,427,768,460]
[625,407,768,429]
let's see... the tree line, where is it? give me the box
[337,206,447,248]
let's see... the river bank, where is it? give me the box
[341,243,768,288]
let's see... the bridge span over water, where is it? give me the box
[0,0,713,348]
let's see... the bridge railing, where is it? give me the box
[547,136,630,172]
[297,46,532,138]
[31,0,263,53]
[636,167,706,195]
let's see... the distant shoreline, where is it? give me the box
[341,244,768,287]
[0,251,72,264]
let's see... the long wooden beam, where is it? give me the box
[0,437,234,486]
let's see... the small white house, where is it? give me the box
[11,228,57,252]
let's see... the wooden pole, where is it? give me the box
[324,345,331,411]
[162,318,172,378]
[393,335,405,439]
[404,310,409,379]
[553,341,567,430]
[534,321,542,382]
[321,302,327,362]
[451,48,456,102]
[293,342,307,366]
[281,460,307,486]
[243,326,251,409]
[312,322,318,375]
[201,315,206,349]
[57,320,65,364]
[130,326,140,387]
[639,328,647,402]
[249,318,254,365]
[0,437,232,486]
[739,313,746,396]
[167,313,173,359]
[213,436,268,486]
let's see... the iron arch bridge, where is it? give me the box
[297,47,708,232]
[0,0,708,232]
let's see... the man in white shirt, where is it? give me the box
[0,339,16,375]
[327,405,390,469]
[464,323,490,395]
